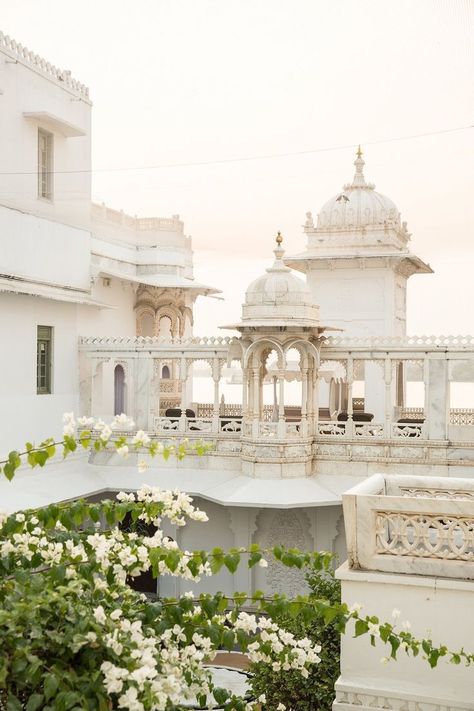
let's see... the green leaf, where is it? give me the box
[213,688,230,705]
[354,619,369,637]
[44,673,59,701]
[224,552,240,574]
[26,694,45,711]
[6,694,22,711]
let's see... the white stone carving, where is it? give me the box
[318,422,346,436]
[375,511,474,561]
[153,417,179,432]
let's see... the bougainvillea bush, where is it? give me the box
[250,568,341,711]
[0,415,472,710]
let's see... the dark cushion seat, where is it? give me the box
[337,411,374,422]
[165,408,196,419]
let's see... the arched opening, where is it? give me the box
[162,365,170,379]
[114,364,125,416]
[158,315,172,338]
[140,312,154,337]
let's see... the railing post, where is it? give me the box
[346,356,354,437]
[384,356,393,438]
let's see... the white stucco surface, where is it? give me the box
[0,452,363,513]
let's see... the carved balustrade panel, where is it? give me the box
[318,422,346,436]
[153,417,180,432]
[354,423,384,438]
[185,418,213,433]
[450,409,474,426]
[259,422,278,438]
[219,419,243,434]
[392,423,423,438]
[375,511,474,561]
[398,487,474,501]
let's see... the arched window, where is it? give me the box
[140,312,154,337]
[114,364,125,415]
[161,365,170,379]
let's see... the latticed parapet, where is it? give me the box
[342,474,474,579]
[0,30,90,100]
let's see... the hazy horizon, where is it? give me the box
[2,0,473,336]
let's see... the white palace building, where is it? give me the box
[1,32,473,710]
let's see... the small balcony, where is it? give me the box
[342,473,474,580]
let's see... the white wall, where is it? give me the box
[0,49,91,229]
[0,293,80,454]
[308,266,398,337]
[0,204,90,291]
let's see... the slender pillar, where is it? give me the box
[300,367,308,436]
[252,368,260,437]
[212,359,220,434]
[346,356,354,437]
[312,366,319,436]
[278,375,286,437]
[179,357,187,432]
[242,368,248,417]
[384,357,393,438]
[155,359,161,419]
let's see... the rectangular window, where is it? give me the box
[37,326,53,394]
[38,129,53,200]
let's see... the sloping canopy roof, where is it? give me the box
[0,454,364,512]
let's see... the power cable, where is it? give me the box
[0,124,471,176]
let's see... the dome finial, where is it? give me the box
[352,145,366,186]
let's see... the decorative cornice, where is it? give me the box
[0,30,90,101]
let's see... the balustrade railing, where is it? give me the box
[400,407,424,420]
[343,474,474,579]
[185,418,213,433]
[258,422,278,438]
[392,422,423,438]
[354,422,384,438]
[153,417,179,433]
[450,409,474,426]
[219,418,243,434]
[318,422,346,436]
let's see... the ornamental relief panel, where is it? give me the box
[254,509,312,597]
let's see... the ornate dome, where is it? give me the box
[317,148,400,230]
[241,234,320,326]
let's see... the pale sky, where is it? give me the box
[3,0,473,335]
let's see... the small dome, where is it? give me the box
[242,234,320,326]
[317,148,400,229]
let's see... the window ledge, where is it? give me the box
[24,111,86,137]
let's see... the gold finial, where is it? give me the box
[356,144,363,159]
[276,231,283,246]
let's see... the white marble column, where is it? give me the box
[134,355,153,430]
[384,357,393,438]
[426,357,449,440]
[300,367,308,436]
[277,375,286,437]
[212,358,220,433]
[312,367,319,436]
[346,356,354,437]
[252,368,260,437]
[179,357,188,431]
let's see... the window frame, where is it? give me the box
[37,128,54,201]
[36,325,53,395]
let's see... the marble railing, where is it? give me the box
[0,31,89,99]
[152,416,242,436]
[450,409,474,426]
[343,474,474,579]
[323,334,474,348]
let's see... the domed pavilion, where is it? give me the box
[223,234,336,477]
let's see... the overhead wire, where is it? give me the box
[0,124,471,177]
